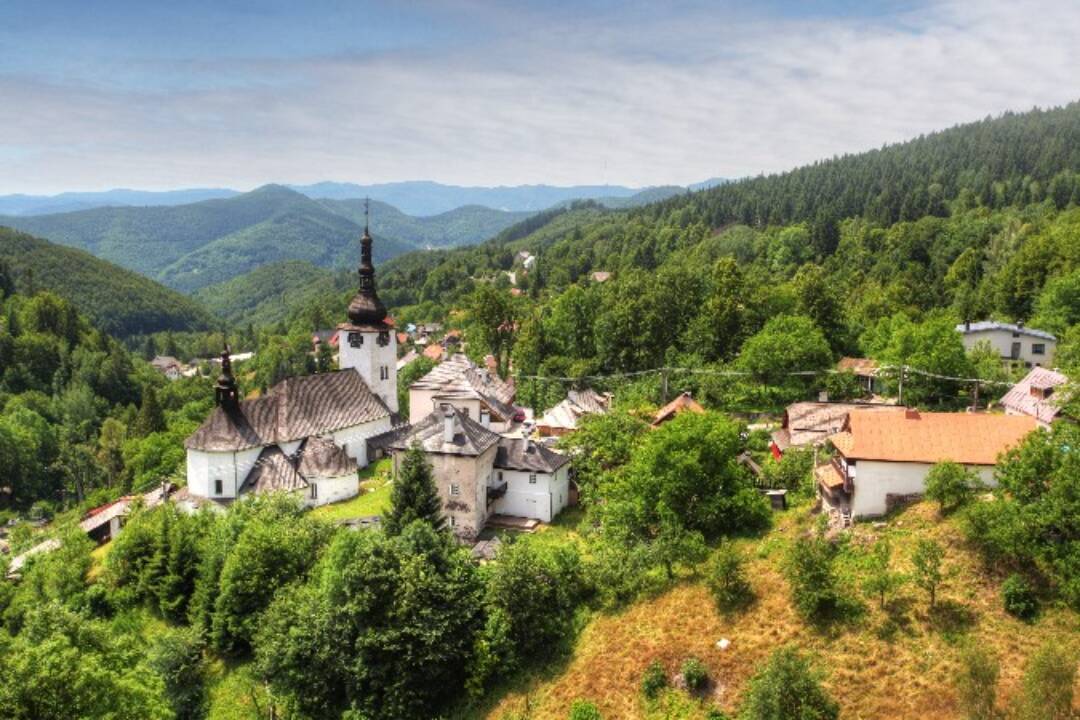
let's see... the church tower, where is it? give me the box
[338,200,398,413]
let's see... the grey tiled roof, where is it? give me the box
[409,354,517,420]
[387,406,500,457]
[241,446,307,494]
[297,436,355,478]
[956,321,1056,341]
[495,438,570,473]
[186,370,389,452]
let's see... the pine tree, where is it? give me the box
[383,444,444,535]
[136,385,167,436]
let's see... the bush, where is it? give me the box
[956,644,999,720]
[707,542,753,612]
[1011,642,1076,720]
[784,534,839,620]
[925,461,981,513]
[568,699,602,720]
[1001,573,1037,619]
[737,646,839,720]
[682,657,708,692]
[641,660,667,699]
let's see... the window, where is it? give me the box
[450,483,460,496]
[310,483,318,500]
[379,365,389,380]
[348,332,363,347]
[498,471,504,482]
[1032,343,1046,355]
[448,516,456,527]
[214,479,223,496]
[529,474,537,484]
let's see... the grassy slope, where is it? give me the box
[472,502,1078,720]
[309,458,395,522]
[0,226,214,336]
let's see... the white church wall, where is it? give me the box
[305,473,359,508]
[330,415,393,469]
[186,446,262,500]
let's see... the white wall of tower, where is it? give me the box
[339,329,399,413]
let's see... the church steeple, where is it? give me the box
[347,198,388,326]
[215,342,239,411]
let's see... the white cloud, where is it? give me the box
[2,0,1079,193]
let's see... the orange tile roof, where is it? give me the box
[422,344,444,360]
[651,392,706,427]
[829,409,1036,465]
[837,357,879,376]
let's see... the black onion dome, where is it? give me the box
[347,225,388,325]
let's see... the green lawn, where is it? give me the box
[310,458,394,521]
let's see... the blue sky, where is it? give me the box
[2,0,1079,193]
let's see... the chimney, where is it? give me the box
[1017,319,1025,329]
[442,406,455,443]
[905,408,920,420]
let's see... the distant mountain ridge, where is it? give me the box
[0,179,726,217]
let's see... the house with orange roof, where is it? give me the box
[818,408,1036,519]
[651,392,705,427]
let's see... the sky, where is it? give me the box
[2,0,1080,194]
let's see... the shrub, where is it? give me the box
[708,542,754,612]
[737,646,839,720]
[1011,642,1077,720]
[1001,573,1037,619]
[682,657,708,692]
[641,660,667,699]
[784,534,839,619]
[956,644,999,720]
[706,709,732,720]
[925,461,981,513]
[568,699,602,720]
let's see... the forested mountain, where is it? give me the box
[193,260,344,327]
[0,185,415,293]
[318,198,534,248]
[0,227,212,337]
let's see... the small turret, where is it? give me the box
[215,343,239,411]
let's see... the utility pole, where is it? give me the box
[661,367,670,404]
[897,365,904,406]
[972,380,980,411]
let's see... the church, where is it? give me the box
[184,217,398,507]
[184,214,573,534]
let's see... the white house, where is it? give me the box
[818,408,1036,519]
[408,354,518,430]
[379,404,572,539]
[492,438,571,523]
[184,217,396,507]
[956,321,1057,367]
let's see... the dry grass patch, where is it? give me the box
[477,503,1078,720]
